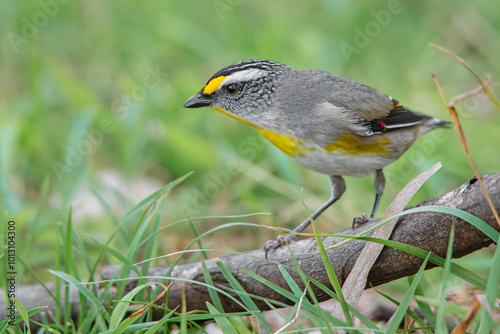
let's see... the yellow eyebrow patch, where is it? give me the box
[203,76,227,95]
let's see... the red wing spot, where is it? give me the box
[380,122,386,130]
[393,103,402,108]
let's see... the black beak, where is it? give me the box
[183,92,212,108]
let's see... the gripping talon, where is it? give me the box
[264,234,298,259]
[352,213,369,229]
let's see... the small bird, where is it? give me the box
[184,60,450,256]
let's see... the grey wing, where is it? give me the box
[323,74,434,134]
[325,75,394,120]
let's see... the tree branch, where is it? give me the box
[2,172,499,327]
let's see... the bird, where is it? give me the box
[183,60,450,257]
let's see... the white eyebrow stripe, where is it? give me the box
[219,68,266,88]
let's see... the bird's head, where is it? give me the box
[183,60,290,127]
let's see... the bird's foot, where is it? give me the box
[264,234,298,259]
[352,213,371,229]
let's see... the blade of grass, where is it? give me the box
[127,198,162,259]
[141,204,165,277]
[0,319,8,333]
[71,224,93,281]
[278,265,333,334]
[17,257,61,308]
[417,206,498,240]
[216,259,273,333]
[29,320,62,334]
[412,280,436,328]
[55,228,62,326]
[48,270,109,320]
[478,234,500,333]
[237,266,348,327]
[326,233,494,295]
[180,282,187,334]
[326,205,498,260]
[161,221,275,279]
[63,208,74,329]
[138,213,271,249]
[97,275,251,312]
[436,223,456,332]
[143,308,177,334]
[18,176,50,284]
[109,282,158,329]
[277,265,304,297]
[385,253,431,333]
[485,236,500,303]
[299,274,379,330]
[188,217,209,260]
[11,307,48,327]
[88,236,142,277]
[227,317,254,334]
[110,316,137,334]
[287,249,338,333]
[89,172,193,278]
[91,188,122,236]
[202,260,224,312]
[13,297,31,333]
[206,302,239,334]
[274,286,308,334]
[111,199,162,307]
[413,297,473,317]
[374,288,432,334]
[311,218,354,331]
[111,285,169,334]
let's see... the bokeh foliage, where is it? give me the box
[1,0,499,284]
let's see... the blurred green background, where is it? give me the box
[1,0,499,284]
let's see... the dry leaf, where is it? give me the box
[332,163,442,323]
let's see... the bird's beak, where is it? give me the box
[183,92,212,109]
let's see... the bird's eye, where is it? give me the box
[226,84,238,94]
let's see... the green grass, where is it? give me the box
[1,0,499,332]
[2,178,500,332]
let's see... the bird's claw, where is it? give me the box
[264,234,298,259]
[352,213,370,229]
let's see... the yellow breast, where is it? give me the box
[326,134,392,156]
[210,106,392,157]
[256,128,309,156]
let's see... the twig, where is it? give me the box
[450,298,481,334]
[431,73,500,227]
[448,77,493,107]
[476,295,500,323]
[127,283,169,318]
[274,285,308,334]
[429,43,500,112]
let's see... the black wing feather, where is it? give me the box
[367,100,431,133]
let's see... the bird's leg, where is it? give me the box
[353,169,385,227]
[264,175,346,258]
[371,169,385,218]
